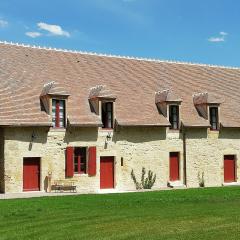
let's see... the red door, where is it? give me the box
[100,157,114,189]
[23,158,40,191]
[169,152,180,181]
[224,155,236,183]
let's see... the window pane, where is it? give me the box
[59,112,64,118]
[52,99,65,128]
[52,99,56,107]
[169,105,179,129]
[102,102,113,129]
[59,121,64,128]
[59,100,64,108]
[74,156,79,173]
[52,99,57,126]
[210,107,218,130]
[74,147,87,174]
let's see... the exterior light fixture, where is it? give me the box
[106,132,112,141]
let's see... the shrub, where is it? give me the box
[198,171,205,187]
[131,167,156,190]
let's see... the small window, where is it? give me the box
[52,99,66,128]
[74,147,87,174]
[169,105,179,130]
[209,107,219,130]
[102,102,113,129]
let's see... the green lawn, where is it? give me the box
[1,187,240,240]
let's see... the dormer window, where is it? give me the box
[52,99,66,128]
[193,92,223,129]
[155,89,182,129]
[88,85,116,129]
[209,106,219,130]
[102,102,113,129]
[40,81,70,128]
[169,105,179,130]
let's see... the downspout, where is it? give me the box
[182,125,187,187]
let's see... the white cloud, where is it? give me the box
[0,19,8,28]
[37,22,70,37]
[208,31,228,42]
[220,31,228,36]
[208,37,225,42]
[25,31,42,38]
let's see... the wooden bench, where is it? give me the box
[51,180,77,193]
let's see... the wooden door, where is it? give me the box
[224,155,236,183]
[170,152,180,181]
[100,157,114,189]
[23,158,40,191]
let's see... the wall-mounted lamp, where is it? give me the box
[121,157,124,166]
[106,132,112,141]
[31,132,36,141]
[29,132,36,151]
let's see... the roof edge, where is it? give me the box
[1,40,240,70]
[0,123,52,127]
[69,122,102,127]
[117,122,171,127]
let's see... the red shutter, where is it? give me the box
[56,100,60,128]
[88,146,97,176]
[66,147,74,177]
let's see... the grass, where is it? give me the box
[1,187,240,240]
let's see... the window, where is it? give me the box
[169,105,179,130]
[102,102,113,129]
[74,147,87,174]
[66,146,96,178]
[209,107,219,130]
[52,99,65,128]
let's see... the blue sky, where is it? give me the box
[0,0,239,66]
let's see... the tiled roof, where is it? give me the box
[155,89,182,103]
[89,85,116,100]
[41,81,70,97]
[0,41,240,128]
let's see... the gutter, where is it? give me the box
[182,126,187,187]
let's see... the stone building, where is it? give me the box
[0,41,240,193]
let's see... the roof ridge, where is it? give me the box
[0,40,239,70]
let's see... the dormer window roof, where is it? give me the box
[89,85,116,129]
[40,81,70,128]
[193,92,224,106]
[40,81,70,114]
[89,85,116,100]
[193,92,223,130]
[40,81,70,97]
[155,89,182,104]
[155,89,181,118]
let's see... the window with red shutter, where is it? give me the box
[88,146,97,176]
[66,147,74,177]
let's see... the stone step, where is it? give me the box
[168,181,186,188]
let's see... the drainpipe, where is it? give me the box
[182,126,187,187]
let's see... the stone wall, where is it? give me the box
[2,126,240,193]
[185,128,240,188]
[0,128,4,192]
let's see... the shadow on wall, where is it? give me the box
[113,126,167,143]
[219,128,240,139]
[183,128,208,139]
[4,127,49,144]
[64,126,98,144]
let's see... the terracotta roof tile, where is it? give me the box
[0,42,240,127]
